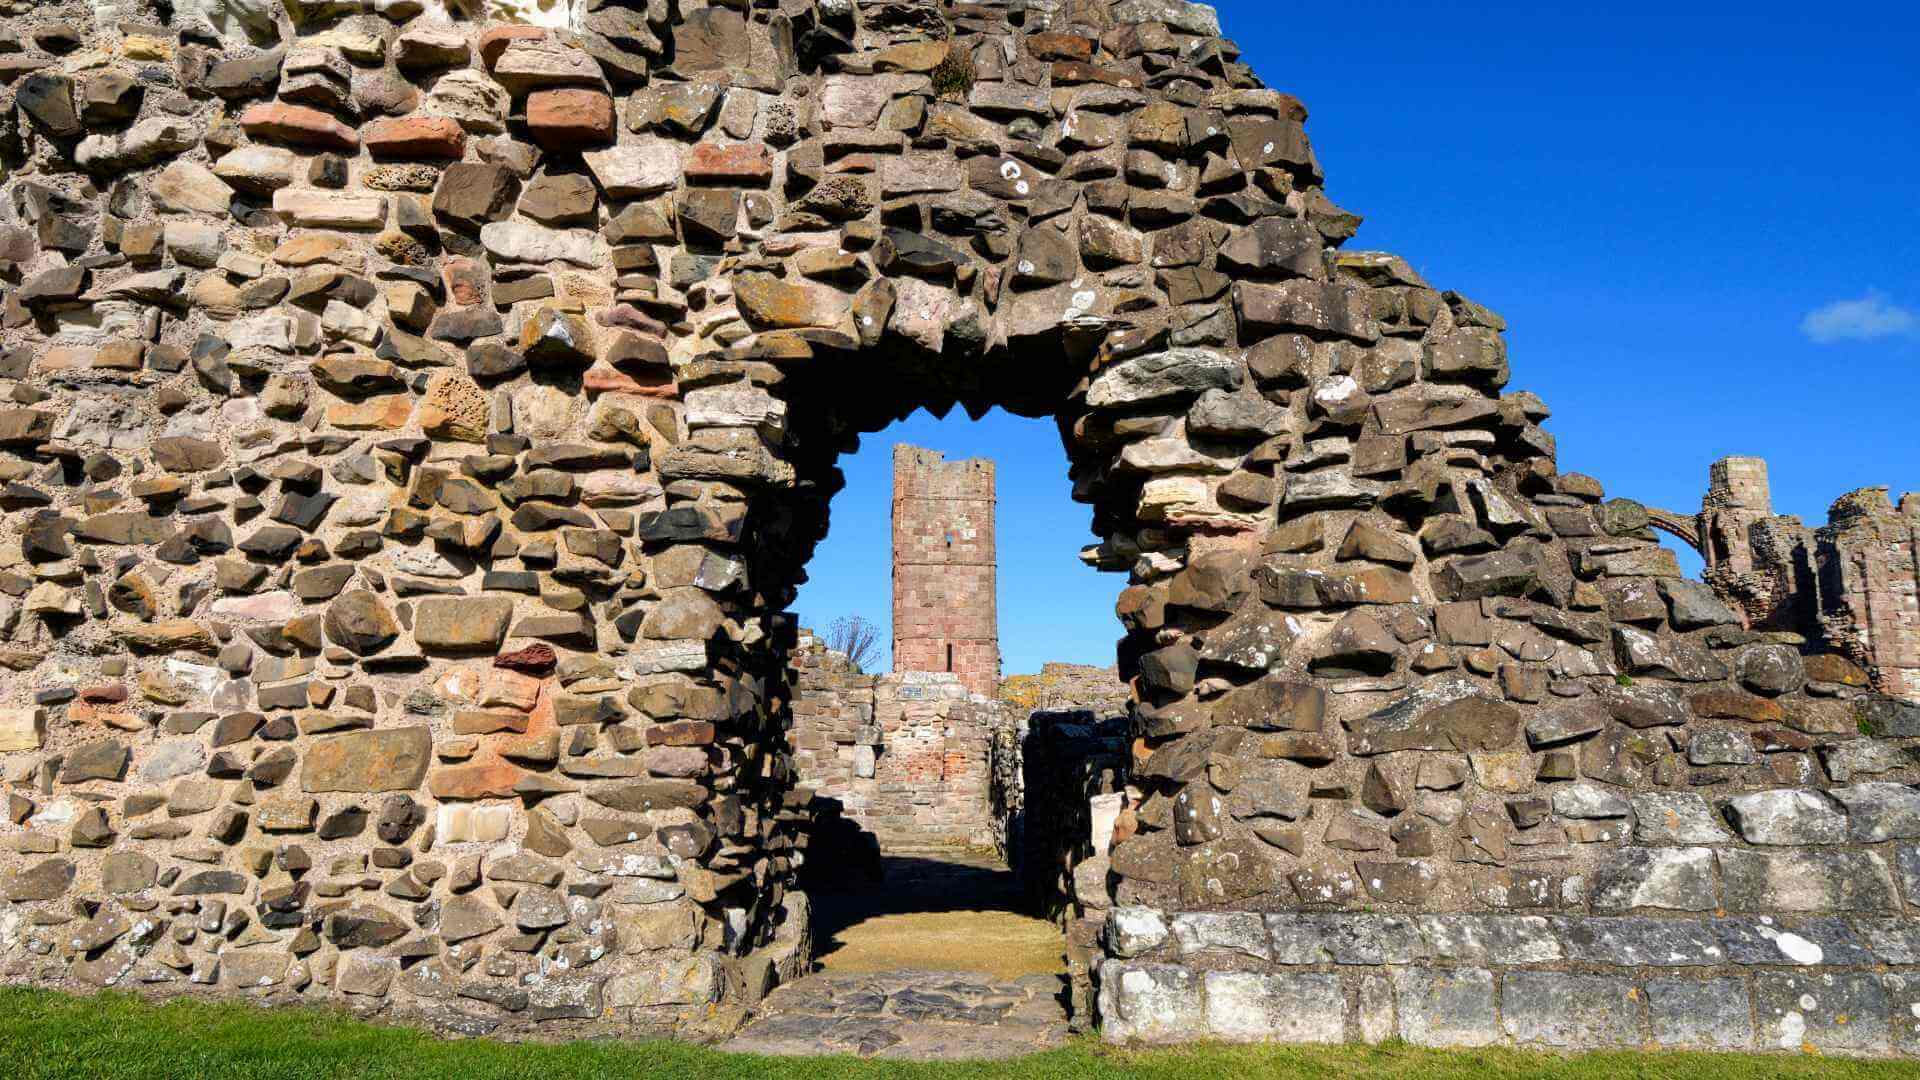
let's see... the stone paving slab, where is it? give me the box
[723,970,1070,1060]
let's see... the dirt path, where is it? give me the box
[810,851,1066,979]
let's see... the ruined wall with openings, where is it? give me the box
[0,0,1918,1057]
[1681,457,1920,705]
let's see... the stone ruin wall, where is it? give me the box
[0,0,1917,1056]
[891,443,998,698]
[1684,456,1920,705]
[786,630,999,851]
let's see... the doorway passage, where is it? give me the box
[724,851,1070,1059]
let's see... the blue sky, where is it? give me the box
[794,0,1920,676]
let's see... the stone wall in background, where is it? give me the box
[0,0,1916,1056]
[787,631,1001,851]
[1668,456,1920,705]
[1015,705,1126,1027]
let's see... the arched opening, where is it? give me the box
[718,327,1151,1051]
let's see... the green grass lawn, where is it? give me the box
[0,986,1912,1080]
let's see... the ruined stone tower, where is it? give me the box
[1674,456,1920,701]
[891,446,999,698]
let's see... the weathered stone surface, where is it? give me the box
[0,0,1911,1051]
[1718,849,1899,912]
[1501,973,1642,1047]
[1088,350,1242,407]
[1647,978,1753,1049]
[1204,972,1345,1043]
[0,709,44,752]
[1589,847,1717,911]
[1388,968,1497,1048]
[325,590,398,655]
[1631,792,1733,843]
[1752,972,1890,1052]
[301,728,433,793]
[413,598,514,652]
[1724,788,1848,845]
[0,859,74,901]
[1348,680,1519,754]
[1098,962,1203,1044]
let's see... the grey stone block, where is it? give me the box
[1647,977,1754,1050]
[1501,972,1644,1047]
[1752,971,1890,1052]
[1724,788,1848,845]
[1885,973,1920,1056]
[1416,914,1561,964]
[1631,792,1733,843]
[1718,849,1899,912]
[1861,696,1920,737]
[1171,911,1270,960]
[1557,916,1725,966]
[1202,971,1346,1043]
[1830,783,1920,842]
[1712,917,1872,966]
[1589,846,1716,911]
[1108,906,1169,958]
[1263,915,1333,964]
[1820,738,1911,783]
[1357,970,1394,1044]
[1098,961,1204,1044]
[1899,845,1920,907]
[1390,967,1498,1048]
[1857,917,1920,964]
[1317,914,1427,964]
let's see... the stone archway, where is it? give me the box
[1,0,1915,1058]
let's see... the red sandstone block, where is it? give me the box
[441,256,488,306]
[479,25,547,67]
[686,143,774,186]
[526,89,615,148]
[365,116,466,160]
[238,103,359,152]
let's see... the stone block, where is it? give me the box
[1713,916,1871,966]
[301,727,433,793]
[1647,977,1753,1049]
[1500,972,1643,1047]
[1203,972,1345,1044]
[1753,972,1890,1052]
[1107,907,1169,958]
[437,804,513,843]
[1830,783,1920,842]
[1557,916,1724,966]
[1718,849,1899,912]
[1170,912,1270,960]
[1389,967,1498,1048]
[1724,788,1848,845]
[1630,792,1732,843]
[1099,961,1204,1044]
[1588,846,1717,911]
[0,708,44,752]
[1415,915,1561,964]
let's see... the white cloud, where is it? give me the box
[1801,290,1920,344]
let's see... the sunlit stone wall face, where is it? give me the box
[1,0,1918,1055]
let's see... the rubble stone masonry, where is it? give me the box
[0,0,1916,1057]
[891,444,999,698]
[787,631,999,851]
[1678,457,1920,704]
